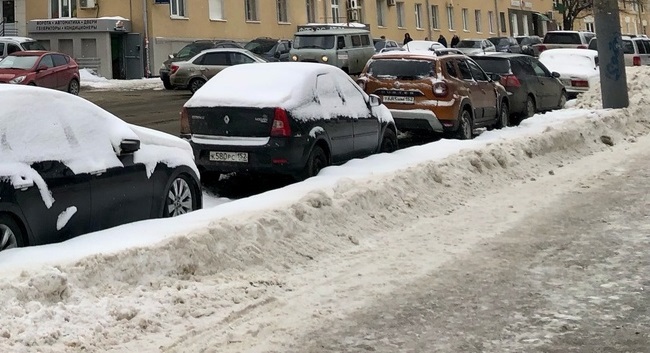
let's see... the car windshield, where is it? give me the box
[293,35,335,49]
[368,59,434,79]
[176,43,214,59]
[22,41,46,50]
[245,40,277,55]
[471,58,511,74]
[457,40,482,48]
[0,55,39,69]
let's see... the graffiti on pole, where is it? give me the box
[606,33,623,81]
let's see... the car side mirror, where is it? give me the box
[490,73,502,82]
[119,139,141,155]
[274,51,281,58]
[552,72,560,78]
[368,94,381,107]
[36,64,48,72]
[169,53,176,59]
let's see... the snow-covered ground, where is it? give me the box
[80,69,163,91]
[2,67,650,352]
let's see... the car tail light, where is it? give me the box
[499,74,521,88]
[633,56,641,66]
[180,107,191,136]
[536,44,547,53]
[170,64,180,74]
[432,82,448,97]
[271,108,292,137]
[571,79,589,87]
[577,44,588,49]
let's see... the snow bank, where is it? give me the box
[1,67,650,351]
[79,69,162,91]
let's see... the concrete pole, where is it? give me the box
[593,0,629,108]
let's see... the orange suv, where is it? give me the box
[357,52,510,139]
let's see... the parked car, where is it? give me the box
[538,49,599,98]
[455,39,497,55]
[0,85,202,251]
[588,36,650,66]
[470,53,566,121]
[533,31,595,56]
[403,40,445,52]
[488,37,522,53]
[169,48,268,93]
[515,35,542,56]
[0,51,80,94]
[357,52,510,139]
[244,37,292,62]
[374,38,401,53]
[0,37,46,58]
[181,62,398,180]
[159,39,243,90]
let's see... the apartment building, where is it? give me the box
[13,1,554,79]
[553,0,649,35]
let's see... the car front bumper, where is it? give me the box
[390,109,446,133]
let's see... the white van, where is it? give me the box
[0,37,46,58]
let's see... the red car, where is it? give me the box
[0,51,80,95]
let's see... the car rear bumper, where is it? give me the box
[390,109,445,133]
[159,69,170,81]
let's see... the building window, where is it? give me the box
[488,10,494,33]
[585,22,594,32]
[415,3,423,29]
[475,10,481,32]
[245,0,259,21]
[50,0,76,18]
[376,0,385,26]
[331,0,340,22]
[447,6,454,30]
[462,8,469,31]
[499,11,506,33]
[511,13,519,35]
[209,0,225,20]
[306,0,316,23]
[431,5,439,29]
[396,2,405,27]
[171,0,186,17]
[522,14,529,35]
[352,0,365,23]
[277,0,288,22]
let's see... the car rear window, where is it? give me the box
[368,59,435,79]
[21,41,46,50]
[244,40,277,55]
[471,57,511,74]
[590,39,635,54]
[543,32,582,44]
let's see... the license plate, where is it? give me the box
[209,151,248,163]
[383,96,415,104]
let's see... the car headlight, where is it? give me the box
[321,55,329,62]
[9,76,26,84]
[291,55,298,61]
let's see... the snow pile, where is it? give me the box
[79,69,163,91]
[1,68,650,351]
[574,66,650,110]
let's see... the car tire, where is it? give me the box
[68,79,80,95]
[0,214,24,251]
[189,78,206,94]
[163,174,199,217]
[163,78,174,90]
[380,128,398,153]
[455,109,473,140]
[301,145,328,180]
[558,90,568,109]
[523,95,535,119]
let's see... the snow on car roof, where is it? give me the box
[539,48,598,58]
[185,62,338,109]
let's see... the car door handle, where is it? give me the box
[90,169,106,176]
[13,180,34,190]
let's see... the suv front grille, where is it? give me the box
[373,89,424,97]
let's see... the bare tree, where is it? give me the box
[556,0,593,30]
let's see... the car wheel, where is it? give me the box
[302,145,328,180]
[163,78,174,90]
[455,109,473,140]
[0,214,24,251]
[380,128,398,153]
[523,95,535,118]
[558,90,568,109]
[189,78,206,94]
[68,79,80,95]
[163,174,198,217]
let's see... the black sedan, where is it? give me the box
[0,86,202,251]
[181,62,398,181]
[470,53,566,122]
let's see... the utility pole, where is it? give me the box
[594,0,629,108]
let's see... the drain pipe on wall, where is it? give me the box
[494,0,500,33]
[426,0,432,40]
[142,0,151,77]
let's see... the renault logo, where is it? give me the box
[224,115,230,124]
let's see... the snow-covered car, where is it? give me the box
[0,86,202,252]
[455,39,497,55]
[403,40,446,53]
[181,62,398,180]
[538,48,599,98]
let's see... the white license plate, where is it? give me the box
[383,96,415,104]
[209,151,249,163]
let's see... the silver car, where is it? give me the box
[455,39,497,55]
[169,48,268,93]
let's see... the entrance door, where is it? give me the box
[2,1,14,23]
[124,33,143,79]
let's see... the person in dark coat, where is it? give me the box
[450,34,460,48]
[403,33,413,45]
[438,34,448,48]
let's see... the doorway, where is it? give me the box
[2,0,14,23]
[110,33,125,79]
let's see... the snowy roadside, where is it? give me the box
[1,68,650,352]
[79,69,164,91]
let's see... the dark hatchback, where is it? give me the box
[181,62,398,180]
[470,53,566,120]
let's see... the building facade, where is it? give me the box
[552,0,649,35]
[13,0,555,78]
